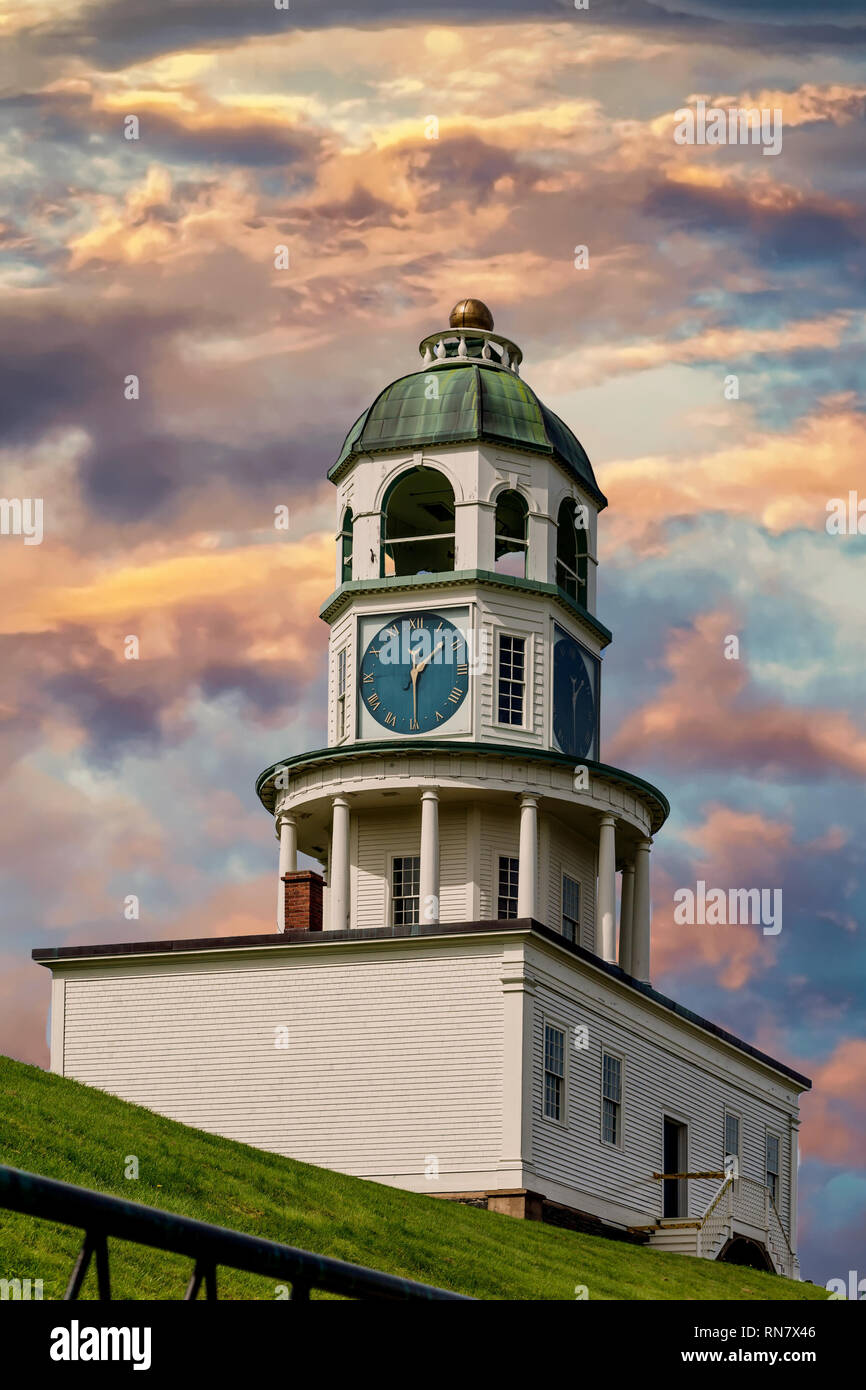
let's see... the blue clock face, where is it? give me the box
[360,611,469,735]
[552,625,598,759]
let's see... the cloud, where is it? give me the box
[608,609,866,779]
[601,394,866,544]
[800,1040,866,1165]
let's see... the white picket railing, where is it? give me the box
[697,1175,733,1259]
[687,1173,795,1276]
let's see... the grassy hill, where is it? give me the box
[0,1056,826,1301]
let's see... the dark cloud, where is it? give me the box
[8,0,863,82]
[0,88,325,172]
[413,135,540,211]
[0,305,187,445]
[78,432,329,520]
[46,668,164,755]
[644,178,865,265]
[199,662,287,713]
[302,184,403,229]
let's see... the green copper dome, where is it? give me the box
[330,363,606,507]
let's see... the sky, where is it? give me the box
[0,0,864,1290]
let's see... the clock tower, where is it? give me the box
[256,300,668,979]
[37,299,806,1271]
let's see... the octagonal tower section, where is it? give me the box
[256,301,668,983]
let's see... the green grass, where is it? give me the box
[0,1056,826,1301]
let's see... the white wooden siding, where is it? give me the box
[526,942,798,1239]
[352,805,470,929]
[61,943,505,1182]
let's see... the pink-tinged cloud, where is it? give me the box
[650,859,765,990]
[650,802,849,990]
[602,395,866,545]
[608,609,866,779]
[800,1040,866,1166]
[745,1026,865,1166]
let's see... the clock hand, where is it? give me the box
[414,639,445,676]
[402,646,421,691]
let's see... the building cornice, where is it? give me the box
[254,739,670,829]
[318,569,613,646]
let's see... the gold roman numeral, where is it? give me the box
[457,663,468,675]
[435,711,444,721]
[363,673,373,683]
[385,711,396,726]
[447,686,463,703]
[409,718,419,729]
[367,693,380,709]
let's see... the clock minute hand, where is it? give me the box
[413,639,445,676]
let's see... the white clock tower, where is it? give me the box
[256,298,668,976]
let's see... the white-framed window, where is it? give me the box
[724,1111,741,1171]
[543,1021,566,1122]
[562,874,580,942]
[496,633,527,726]
[391,855,420,928]
[765,1132,780,1205]
[497,855,519,919]
[601,1051,623,1147]
[336,647,348,740]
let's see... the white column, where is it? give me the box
[419,789,440,927]
[329,796,350,932]
[597,813,617,963]
[276,813,298,932]
[517,795,538,918]
[498,948,536,1180]
[619,861,635,974]
[632,837,652,983]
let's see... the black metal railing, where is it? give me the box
[0,1165,471,1301]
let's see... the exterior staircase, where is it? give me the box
[639,1173,797,1278]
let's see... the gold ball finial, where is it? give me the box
[449,298,494,331]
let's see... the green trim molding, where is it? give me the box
[319,569,613,646]
[255,739,670,831]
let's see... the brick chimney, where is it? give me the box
[281,870,324,933]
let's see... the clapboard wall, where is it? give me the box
[525,938,798,1240]
[59,939,505,1186]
